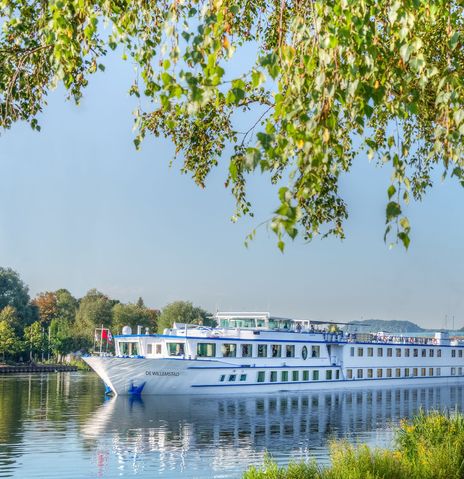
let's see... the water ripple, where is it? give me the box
[1,374,464,478]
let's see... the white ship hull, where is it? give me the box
[84,356,464,396]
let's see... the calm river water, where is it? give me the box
[1,373,464,478]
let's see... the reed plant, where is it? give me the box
[243,410,464,479]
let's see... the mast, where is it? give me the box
[100,324,103,356]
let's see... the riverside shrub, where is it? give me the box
[243,410,464,479]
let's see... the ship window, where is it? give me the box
[405,368,409,377]
[241,344,253,357]
[459,367,463,375]
[222,343,237,357]
[350,347,355,357]
[357,369,363,379]
[377,369,383,378]
[258,344,268,357]
[377,348,383,357]
[313,370,319,380]
[367,369,373,378]
[387,368,392,378]
[197,343,216,357]
[326,370,333,380]
[270,371,277,382]
[396,348,401,357]
[405,348,410,357]
[452,367,456,376]
[271,344,282,358]
[303,370,309,381]
[312,346,320,358]
[387,348,392,357]
[257,371,265,382]
[228,374,236,381]
[436,368,441,377]
[147,344,153,354]
[429,368,434,376]
[120,342,139,356]
[413,368,418,376]
[281,371,288,382]
[167,342,185,356]
[347,369,353,379]
[286,345,295,358]
[240,374,247,381]
[460,350,463,358]
[220,375,225,382]
[367,347,373,357]
[437,349,442,357]
[302,346,308,360]
[292,371,299,381]
[422,349,426,357]
[336,370,340,379]
[421,368,426,376]
[429,349,434,357]
[413,349,418,357]
[357,348,364,357]
[452,350,456,358]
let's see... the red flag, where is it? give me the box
[101,329,108,340]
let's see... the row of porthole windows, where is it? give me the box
[220,373,248,382]
[346,367,444,379]
[350,346,445,359]
[217,366,464,384]
[149,342,322,359]
[219,369,341,384]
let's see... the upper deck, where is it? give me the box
[112,312,463,362]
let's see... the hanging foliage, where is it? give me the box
[1,0,463,249]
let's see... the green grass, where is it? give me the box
[67,358,91,370]
[243,410,464,479]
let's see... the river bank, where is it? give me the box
[0,364,78,374]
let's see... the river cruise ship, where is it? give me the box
[84,312,464,396]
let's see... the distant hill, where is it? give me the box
[344,319,425,333]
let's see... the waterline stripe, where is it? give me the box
[191,375,463,387]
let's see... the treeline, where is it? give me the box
[0,267,212,363]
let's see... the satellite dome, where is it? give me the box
[122,325,132,335]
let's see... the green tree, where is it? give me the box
[55,289,78,323]
[157,301,212,333]
[49,318,75,361]
[74,289,113,343]
[112,303,156,335]
[24,321,45,361]
[1,2,464,248]
[0,320,20,361]
[0,267,34,328]
[0,305,20,331]
[32,290,79,360]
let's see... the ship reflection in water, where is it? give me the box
[81,384,464,478]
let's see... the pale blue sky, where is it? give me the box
[1,53,463,329]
